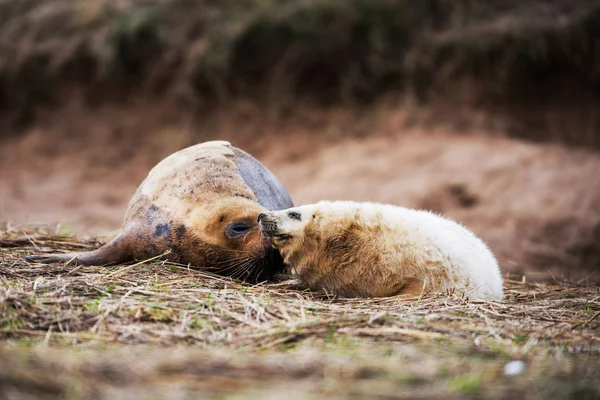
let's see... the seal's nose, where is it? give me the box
[257,213,267,222]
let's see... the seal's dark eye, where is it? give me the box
[288,211,301,220]
[225,222,251,238]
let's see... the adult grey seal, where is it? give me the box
[27,140,294,281]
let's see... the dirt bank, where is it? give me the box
[2,0,600,149]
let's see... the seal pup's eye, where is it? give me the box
[225,222,252,238]
[288,211,301,220]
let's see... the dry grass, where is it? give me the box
[1,225,599,398]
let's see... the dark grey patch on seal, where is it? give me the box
[232,148,294,211]
[154,223,171,238]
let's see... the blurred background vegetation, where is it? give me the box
[1,0,599,146]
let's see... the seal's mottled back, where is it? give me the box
[27,141,293,281]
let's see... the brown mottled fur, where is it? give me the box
[27,141,290,281]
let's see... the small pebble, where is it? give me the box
[504,360,525,376]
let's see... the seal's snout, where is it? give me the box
[259,214,293,243]
[258,214,280,238]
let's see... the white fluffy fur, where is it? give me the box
[276,200,504,300]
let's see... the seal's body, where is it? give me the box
[27,141,294,281]
[258,201,503,299]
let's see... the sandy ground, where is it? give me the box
[1,104,599,282]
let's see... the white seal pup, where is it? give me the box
[258,200,503,299]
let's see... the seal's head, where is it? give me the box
[257,203,337,279]
[257,201,385,294]
[258,204,320,242]
[183,196,283,281]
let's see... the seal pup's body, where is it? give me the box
[259,201,503,299]
[27,141,294,281]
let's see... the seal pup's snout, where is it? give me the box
[258,214,279,238]
[259,213,290,241]
[259,211,298,242]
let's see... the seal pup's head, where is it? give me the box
[257,203,323,255]
[257,201,374,288]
